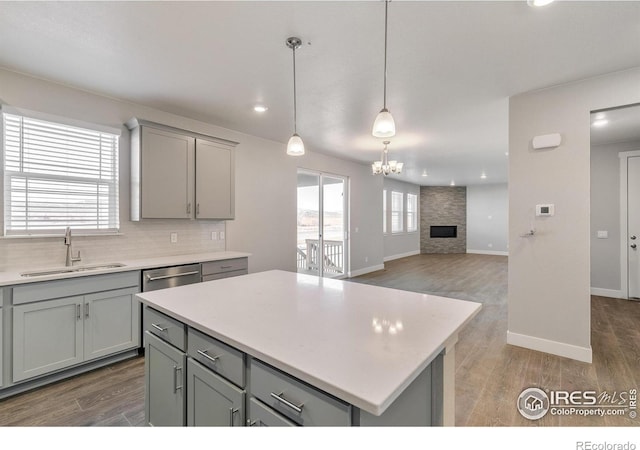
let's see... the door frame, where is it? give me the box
[297,168,350,279]
[619,150,640,299]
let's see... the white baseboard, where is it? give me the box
[348,264,385,278]
[590,287,622,299]
[383,250,420,262]
[506,331,592,363]
[466,249,509,256]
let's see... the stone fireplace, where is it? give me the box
[420,186,466,253]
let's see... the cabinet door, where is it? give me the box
[141,126,194,219]
[13,296,83,382]
[0,307,3,388]
[248,398,297,427]
[195,138,234,220]
[84,288,140,361]
[145,331,186,426]
[186,358,245,426]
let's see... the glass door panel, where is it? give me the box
[322,176,345,278]
[297,171,320,276]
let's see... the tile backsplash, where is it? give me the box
[0,220,226,271]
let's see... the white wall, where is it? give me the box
[591,140,640,294]
[0,68,384,275]
[466,183,508,255]
[382,178,420,261]
[508,67,640,363]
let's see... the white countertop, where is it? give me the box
[0,251,251,286]
[136,269,481,416]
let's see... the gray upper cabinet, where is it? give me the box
[0,307,4,388]
[128,119,238,221]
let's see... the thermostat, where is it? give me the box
[536,204,554,216]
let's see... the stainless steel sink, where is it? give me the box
[20,263,126,277]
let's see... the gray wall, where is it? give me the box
[590,139,640,292]
[0,68,384,275]
[466,183,508,254]
[383,178,420,261]
[508,67,640,362]
[420,186,466,254]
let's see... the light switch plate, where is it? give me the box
[211,231,218,240]
[220,231,225,240]
[170,232,178,243]
[597,230,608,239]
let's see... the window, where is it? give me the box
[407,193,418,232]
[391,191,403,233]
[3,112,120,235]
[383,189,387,234]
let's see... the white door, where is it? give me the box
[628,156,640,299]
[296,170,348,278]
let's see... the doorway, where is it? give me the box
[590,103,640,300]
[296,169,348,278]
[620,151,640,299]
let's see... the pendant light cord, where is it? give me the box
[383,0,389,110]
[292,44,298,134]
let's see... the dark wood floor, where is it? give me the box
[1,253,638,426]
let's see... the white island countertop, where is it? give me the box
[136,269,481,416]
[0,251,251,286]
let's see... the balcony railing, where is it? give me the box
[297,239,343,275]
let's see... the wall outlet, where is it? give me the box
[170,232,178,243]
[220,231,225,240]
[365,257,368,263]
[211,231,218,240]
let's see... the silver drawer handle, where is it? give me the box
[197,349,221,363]
[151,323,168,332]
[146,270,200,281]
[220,265,233,269]
[270,392,304,413]
[229,407,238,426]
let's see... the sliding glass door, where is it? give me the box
[296,169,348,278]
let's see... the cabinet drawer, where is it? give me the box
[202,270,247,282]
[201,258,248,276]
[250,359,351,426]
[188,328,244,388]
[144,306,186,351]
[248,398,297,427]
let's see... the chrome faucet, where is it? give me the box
[64,227,81,267]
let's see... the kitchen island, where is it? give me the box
[136,270,481,426]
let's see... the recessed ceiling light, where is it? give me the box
[592,119,609,128]
[450,180,455,186]
[253,105,268,113]
[505,152,509,156]
[422,170,428,177]
[481,173,487,179]
[527,0,554,7]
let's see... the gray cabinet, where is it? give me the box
[11,273,140,384]
[201,257,248,282]
[13,296,84,382]
[186,358,245,426]
[0,307,3,388]
[84,288,141,361]
[145,331,186,426]
[248,398,296,427]
[128,119,238,221]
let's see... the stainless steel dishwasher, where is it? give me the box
[142,263,201,291]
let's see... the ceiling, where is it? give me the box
[0,1,639,186]
[591,103,640,146]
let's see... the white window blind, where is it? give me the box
[383,189,387,234]
[3,113,120,235]
[391,191,403,233]
[407,193,418,232]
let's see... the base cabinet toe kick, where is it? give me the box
[143,306,446,427]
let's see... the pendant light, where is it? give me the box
[372,0,396,138]
[286,37,305,156]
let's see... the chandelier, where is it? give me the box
[372,140,403,175]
